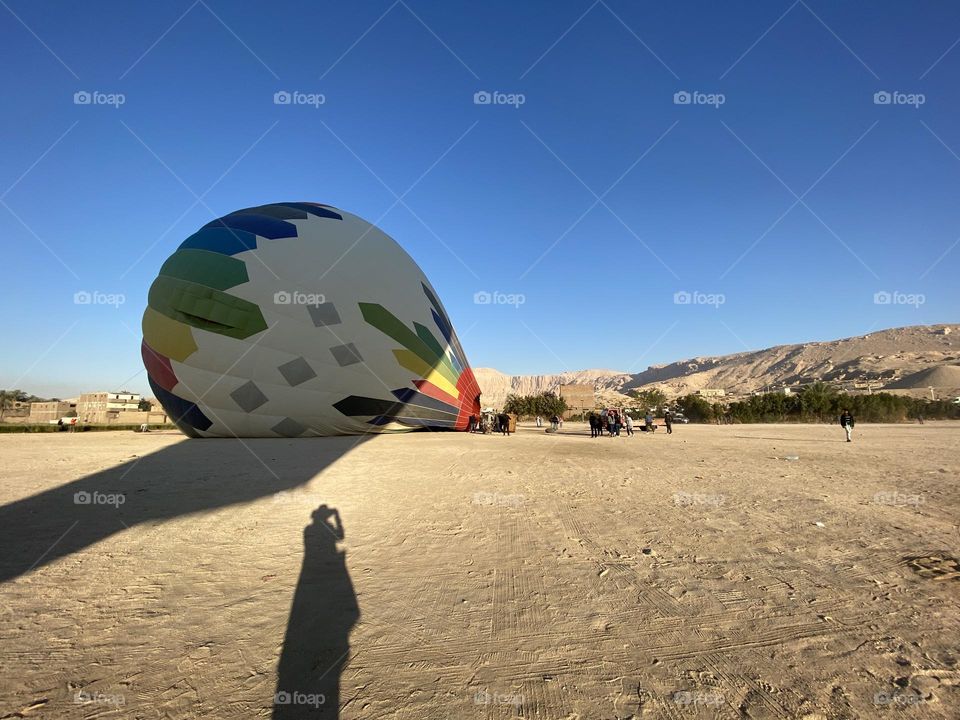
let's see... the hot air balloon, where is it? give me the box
[141,203,481,437]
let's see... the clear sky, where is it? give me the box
[2,0,958,398]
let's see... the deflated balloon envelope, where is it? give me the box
[141,202,481,438]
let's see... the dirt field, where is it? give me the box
[1,423,958,719]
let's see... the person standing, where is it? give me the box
[664,410,673,435]
[624,413,633,436]
[536,415,542,428]
[839,409,855,442]
[644,411,654,433]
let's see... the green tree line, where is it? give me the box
[502,392,568,419]
[675,382,960,423]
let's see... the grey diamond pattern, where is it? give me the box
[272,417,307,437]
[230,380,268,412]
[307,302,342,327]
[278,356,317,386]
[330,343,363,367]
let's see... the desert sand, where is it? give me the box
[1,423,958,718]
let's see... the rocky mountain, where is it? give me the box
[475,324,960,408]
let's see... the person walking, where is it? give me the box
[644,411,654,433]
[664,410,673,435]
[839,409,855,442]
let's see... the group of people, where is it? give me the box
[468,412,514,435]
[585,410,675,437]
[534,415,563,430]
[471,407,858,441]
[589,410,628,437]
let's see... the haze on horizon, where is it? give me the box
[2,1,958,399]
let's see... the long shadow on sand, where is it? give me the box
[274,505,358,718]
[0,435,364,718]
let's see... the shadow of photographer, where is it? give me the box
[0,435,365,718]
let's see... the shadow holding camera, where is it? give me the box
[0,436,368,717]
[273,504,358,719]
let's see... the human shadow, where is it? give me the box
[273,505,358,719]
[0,435,366,718]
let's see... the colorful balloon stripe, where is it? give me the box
[148,275,268,340]
[148,376,212,436]
[159,248,249,291]
[141,341,178,393]
[202,213,298,239]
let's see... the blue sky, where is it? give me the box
[1,0,958,398]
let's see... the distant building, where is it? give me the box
[29,400,77,422]
[696,388,726,398]
[557,383,596,418]
[77,391,142,424]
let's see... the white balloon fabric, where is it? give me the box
[142,203,481,437]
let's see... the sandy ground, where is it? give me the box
[1,423,958,719]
